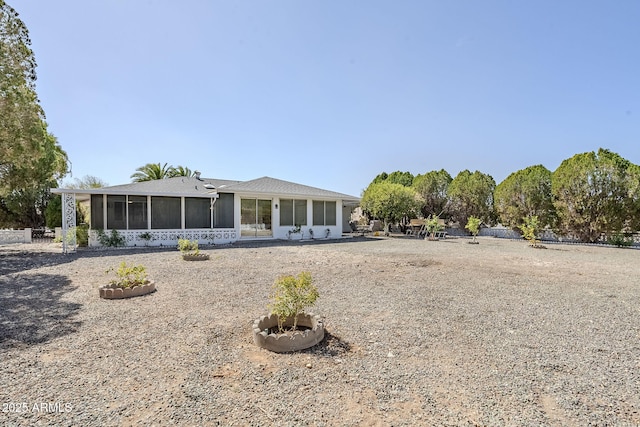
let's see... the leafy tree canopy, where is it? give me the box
[494,164,555,230]
[447,170,495,228]
[64,175,108,189]
[360,181,419,226]
[412,169,452,217]
[0,1,68,228]
[371,171,414,187]
[0,1,66,197]
[552,148,637,243]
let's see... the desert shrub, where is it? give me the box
[96,229,125,247]
[107,262,148,288]
[608,232,633,248]
[268,271,319,332]
[465,216,482,243]
[520,215,541,247]
[177,238,199,255]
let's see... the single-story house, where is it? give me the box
[51,174,360,252]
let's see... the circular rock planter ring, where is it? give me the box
[253,313,324,353]
[182,254,210,261]
[99,281,156,299]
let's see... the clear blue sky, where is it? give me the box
[12,0,640,197]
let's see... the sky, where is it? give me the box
[11,0,640,197]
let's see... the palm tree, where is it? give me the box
[130,163,173,182]
[169,166,195,178]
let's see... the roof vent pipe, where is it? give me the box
[194,171,202,180]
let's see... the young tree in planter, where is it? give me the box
[520,215,542,247]
[268,271,319,332]
[465,216,482,243]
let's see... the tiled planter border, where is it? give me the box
[253,312,324,353]
[182,254,210,261]
[99,281,156,299]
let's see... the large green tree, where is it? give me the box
[552,148,638,243]
[0,1,68,228]
[371,171,414,187]
[1,1,66,187]
[494,165,555,230]
[447,170,496,229]
[64,175,108,189]
[412,169,452,218]
[360,181,420,228]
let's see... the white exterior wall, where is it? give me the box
[271,198,343,241]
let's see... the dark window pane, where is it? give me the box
[151,197,181,229]
[313,201,324,226]
[107,195,126,229]
[128,196,148,229]
[325,201,336,226]
[214,193,234,228]
[294,200,307,226]
[91,195,104,229]
[280,199,293,226]
[185,197,211,229]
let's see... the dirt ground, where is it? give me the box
[1,235,639,426]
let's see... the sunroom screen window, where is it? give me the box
[312,201,336,226]
[128,196,147,229]
[91,195,104,229]
[280,199,307,226]
[186,197,211,229]
[151,197,180,229]
[107,195,126,229]
[214,193,234,228]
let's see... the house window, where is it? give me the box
[107,195,126,229]
[91,195,104,229]
[128,196,147,229]
[312,201,336,226]
[185,197,211,229]
[214,193,234,228]
[279,199,307,226]
[151,196,181,229]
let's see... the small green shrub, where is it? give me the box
[425,215,443,238]
[268,271,319,332]
[608,232,633,248]
[465,216,482,243]
[96,229,126,247]
[139,232,153,244]
[106,262,148,288]
[520,215,541,247]
[177,238,199,255]
[76,224,89,247]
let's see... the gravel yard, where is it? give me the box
[1,235,639,426]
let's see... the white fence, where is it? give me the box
[0,229,32,244]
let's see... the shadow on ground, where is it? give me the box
[0,272,82,348]
[304,330,352,357]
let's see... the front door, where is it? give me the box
[240,198,272,238]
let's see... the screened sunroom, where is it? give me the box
[52,175,360,252]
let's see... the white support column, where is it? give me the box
[62,192,77,253]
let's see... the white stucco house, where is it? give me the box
[52,175,360,252]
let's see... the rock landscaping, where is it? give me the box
[1,236,639,426]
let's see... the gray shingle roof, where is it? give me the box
[55,176,360,202]
[222,177,359,201]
